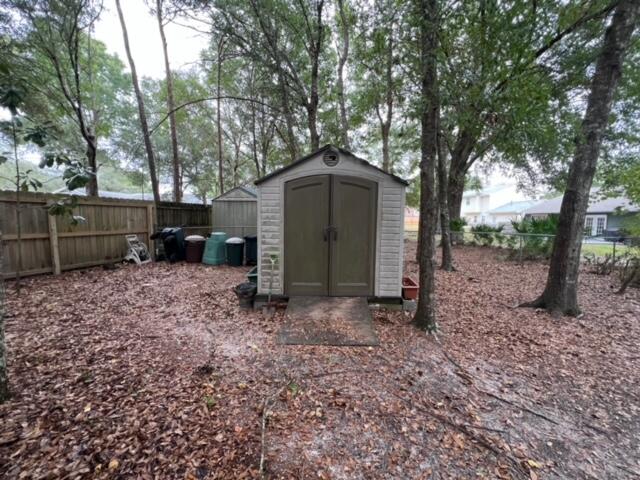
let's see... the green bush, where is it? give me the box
[510,216,558,258]
[470,224,504,247]
[511,216,559,235]
[449,217,467,244]
[450,217,467,232]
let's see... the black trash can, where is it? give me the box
[225,237,245,266]
[244,235,257,266]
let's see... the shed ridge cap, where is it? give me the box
[254,144,409,186]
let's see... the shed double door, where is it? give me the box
[284,175,377,296]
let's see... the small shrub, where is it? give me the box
[511,216,558,235]
[450,218,467,232]
[583,252,618,275]
[617,249,640,293]
[510,217,558,259]
[470,224,504,247]
[450,218,467,245]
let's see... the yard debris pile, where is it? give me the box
[1,243,639,479]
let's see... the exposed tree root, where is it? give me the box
[388,385,529,479]
[518,295,582,318]
[432,335,561,426]
[518,296,545,309]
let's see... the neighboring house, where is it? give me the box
[524,190,639,236]
[488,200,539,226]
[461,184,531,226]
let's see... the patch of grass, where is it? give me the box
[582,243,630,258]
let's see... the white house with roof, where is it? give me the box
[524,189,638,236]
[461,184,532,226]
[488,200,539,226]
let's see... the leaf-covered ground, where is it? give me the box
[1,242,639,479]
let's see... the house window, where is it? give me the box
[596,217,606,235]
[473,216,477,223]
[466,198,471,206]
[584,217,594,236]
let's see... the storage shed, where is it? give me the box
[255,145,408,299]
[211,186,257,238]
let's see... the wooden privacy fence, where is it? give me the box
[0,191,212,279]
[157,201,212,237]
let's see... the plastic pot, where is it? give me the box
[233,282,257,310]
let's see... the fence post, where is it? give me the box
[519,235,523,265]
[146,204,155,260]
[47,212,61,275]
[612,241,616,263]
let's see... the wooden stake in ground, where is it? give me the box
[413,0,439,332]
[522,0,639,316]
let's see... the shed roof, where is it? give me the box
[524,189,638,215]
[212,185,257,202]
[254,144,410,186]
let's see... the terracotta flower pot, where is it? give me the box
[402,276,419,300]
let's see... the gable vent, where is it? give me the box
[323,150,339,167]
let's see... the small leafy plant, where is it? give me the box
[470,224,504,247]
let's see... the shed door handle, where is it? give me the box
[323,226,337,241]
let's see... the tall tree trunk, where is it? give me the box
[446,128,477,220]
[250,102,261,177]
[0,231,8,403]
[307,102,320,151]
[307,0,324,152]
[156,0,182,203]
[380,121,391,172]
[336,0,350,149]
[278,73,299,162]
[378,32,395,173]
[437,129,454,271]
[307,48,320,151]
[447,173,464,220]
[217,37,225,195]
[522,0,639,316]
[85,133,98,196]
[413,0,439,332]
[116,0,161,205]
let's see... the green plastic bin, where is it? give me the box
[202,232,227,265]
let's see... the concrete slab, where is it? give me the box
[278,296,379,346]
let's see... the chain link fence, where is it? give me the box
[405,229,640,265]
